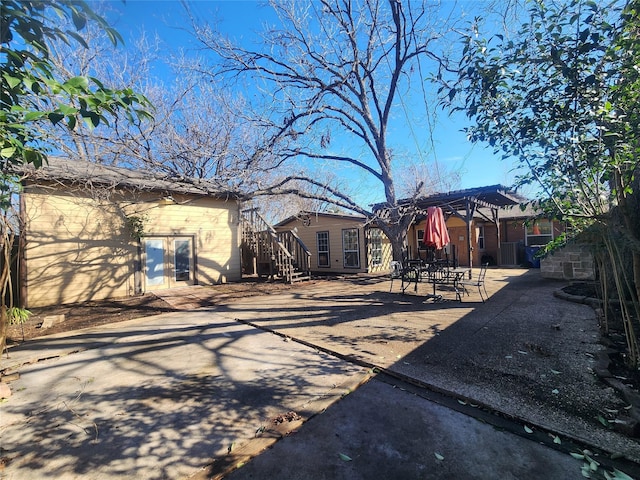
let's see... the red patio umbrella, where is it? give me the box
[423,206,450,250]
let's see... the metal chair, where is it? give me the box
[389,260,421,294]
[460,263,489,302]
[390,250,412,292]
[389,261,403,292]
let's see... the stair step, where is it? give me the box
[291,275,311,282]
[242,210,311,285]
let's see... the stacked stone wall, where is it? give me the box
[540,243,595,281]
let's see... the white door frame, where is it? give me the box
[143,235,195,290]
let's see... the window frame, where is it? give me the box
[342,228,360,268]
[369,228,383,267]
[526,220,554,246]
[416,229,425,248]
[173,238,191,282]
[316,231,330,268]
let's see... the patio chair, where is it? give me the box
[389,261,402,292]
[390,261,420,294]
[460,263,489,302]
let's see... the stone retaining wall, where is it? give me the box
[540,243,595,281]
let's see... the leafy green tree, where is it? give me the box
[1,1,150,174]
[451,0,640,364]
[0,0,151,363]
[610,0,640,300]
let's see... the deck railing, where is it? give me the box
[241,209,311,283]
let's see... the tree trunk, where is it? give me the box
[0,217,15,367]
[388,228,405,263]
[378,212,415,265]
[633,252,640,310]
[0,307,7,366]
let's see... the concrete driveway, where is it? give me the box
[1,269,639,479]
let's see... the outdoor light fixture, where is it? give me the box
[159,195,175,205]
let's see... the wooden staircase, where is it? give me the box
[241,209,312,283]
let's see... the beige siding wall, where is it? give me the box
[23,186,241,308]
[277,215,372,274]
[131,194,241,287]
[23,188,136,307]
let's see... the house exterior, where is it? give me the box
[274,212,392,275]
[407,207,565,268]
[19,158,241,308]
[379,185,566,269]
[275,189,564,276]
[473,207,565,267]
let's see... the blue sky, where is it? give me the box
[98,0,524,201]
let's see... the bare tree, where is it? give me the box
[188,0,460,259]
[37,14,299,206]
[134,78,287,191]
[35,0,465,256]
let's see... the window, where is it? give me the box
[417,229,425,248]
[477,226,485,250]
[369,228,383,267]
[526,220,553,246]
[317,231,330,267]
[342,228,360,268]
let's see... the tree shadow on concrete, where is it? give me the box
[1,318,365,479]
[204,271,640,472]
[212,286,475,368]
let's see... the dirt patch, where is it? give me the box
[6,294,176,344]
[562,282,599,298]
[6,279,298,344]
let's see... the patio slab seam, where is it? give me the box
[232,316,638,472]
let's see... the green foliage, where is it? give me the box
[0,174,21,211]
[451,0,634,225]
[0,0,153,366]
[0,0,152,169]
[7,307,31,326]
[125,214,147,241]
[450,0,640,367]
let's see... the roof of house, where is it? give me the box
[479,202,549,220]
[275,211,367,228]
[409,184,527,211]
[18,157,240,200]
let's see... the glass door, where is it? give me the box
[144,238,168,289]
[172,238,193,286]
[342,228,360,268]
[144,236,194,290]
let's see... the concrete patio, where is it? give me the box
[1,268,638,479]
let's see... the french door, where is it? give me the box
[144,236,194,290]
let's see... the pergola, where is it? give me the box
[403,185,526,270]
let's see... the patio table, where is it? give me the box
[399,263,470,302]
